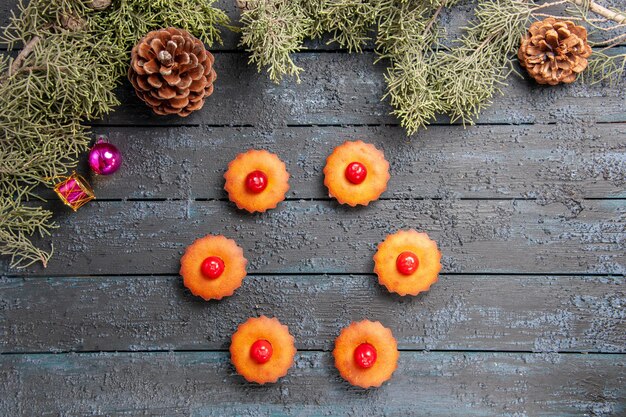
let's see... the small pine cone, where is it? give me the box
[518,18,592,85]
[60,13,87,31]
[128,28,217,117]
[86,0,111,10]
[235,0,253,11]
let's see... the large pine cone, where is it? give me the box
[518,18,592,85]
[129,28,217,117]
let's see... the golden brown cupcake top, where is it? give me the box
[230,316,297,384]
[323,141,390,206]
[374,230,441,296]
[224,149,290,213]
[333,320,399,388]
[180,234,247,300]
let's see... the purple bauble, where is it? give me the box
[88,139,122,175]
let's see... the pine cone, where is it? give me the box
[86,0,111,10]
[129,28,217,117]
[235,0,253,11]
[518,18,592,85]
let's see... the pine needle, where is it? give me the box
[237,0,625,135]
[434,0,533,125]
[581,51,626,85]
[239,0,313,83]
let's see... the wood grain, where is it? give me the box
[1,0,624,413]
[1,275,624,353]
[96,51,626,127]
[69,123,626,200]
[2,199,623,276]
[1,351,624,416]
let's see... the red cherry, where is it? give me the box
[354,343,377,368]
[245,170,268,193]
[250,340,273,364]
[345,162,367,184]
[200,256,225,279]
[396,251,419,275]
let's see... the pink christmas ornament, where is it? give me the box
[88,137,122,175]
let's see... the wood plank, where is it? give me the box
[1,275,624,353]
[71,123,626,200]
[1,351,624,416]
[0,0,15,33]
[96,51,626,126]
[2,199,624,276]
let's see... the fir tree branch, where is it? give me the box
[9,34,42,76]
[236,0,624,135]
[567,0,626,24]
[377,0,451,134]
[1,0,230,268]
[316,0,379,52]
[424,3,446,34]
[434,0,533,125]
[238,0,312,83]
[581,51,626,84]
[597,32,626,49]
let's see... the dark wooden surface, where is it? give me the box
[1,0,625,416]
[2,352,624,416]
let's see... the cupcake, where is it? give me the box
[333,320,399,388]
[374,230,441,296]
[224,149,290,213]
[323,140,390,206]
[180,234,247,300]
[230,316,297,384]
